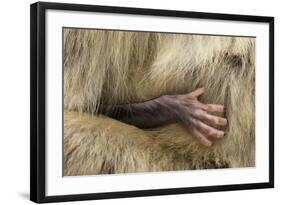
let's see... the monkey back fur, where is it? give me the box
[63,29,255,176]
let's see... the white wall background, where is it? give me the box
[0,0,279,204]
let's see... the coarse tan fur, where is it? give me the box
[63,28,255,176]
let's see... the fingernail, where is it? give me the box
[219,131,224,137]
[202,140,212,147]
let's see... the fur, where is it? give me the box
[63,28,255,175]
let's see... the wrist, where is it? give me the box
[155,95,177,120]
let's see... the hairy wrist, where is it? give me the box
[155,95,180,121]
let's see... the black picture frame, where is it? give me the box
[30,1,274,203]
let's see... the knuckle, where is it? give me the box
[185,94,193,99]
[194,109,204,117]
[207,105,214,111]
[189,118,197,126]
[218,118,226,125]
[208,128,217,136]
[194,109,201,116]
[208,130,214,136]
[213,118,219,124]
[199,126,210,135]
[219,119,225,125]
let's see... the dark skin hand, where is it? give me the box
[107,87,227,147]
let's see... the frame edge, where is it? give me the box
[30,2,47,203]
[268,17,274,188]
[30,2,39,203]
[30,1,275,203]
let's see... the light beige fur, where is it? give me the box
[63,29,255,176]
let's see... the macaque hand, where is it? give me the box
[158,87,227,147]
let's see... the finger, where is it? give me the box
[192,120,224,138]
[203,104,224,113]
[203,115,227,127]
[196,112,227,127]
[189,87,205,98]
[191,128,212,147]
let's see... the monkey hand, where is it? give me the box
[157,87,227,147]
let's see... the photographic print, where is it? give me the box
[63,29,256,176]
[30,2,273,203]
